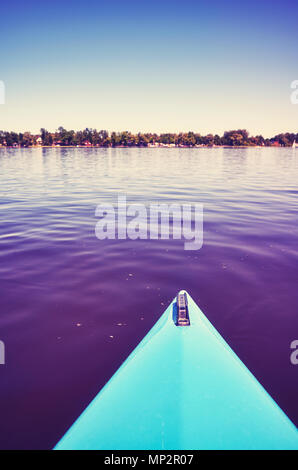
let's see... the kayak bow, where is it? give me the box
[54,290,298,450]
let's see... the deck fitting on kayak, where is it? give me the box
[175,292,190,326]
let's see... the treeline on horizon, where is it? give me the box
[0,127,298,148]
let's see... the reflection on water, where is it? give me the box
[0,147,298,449]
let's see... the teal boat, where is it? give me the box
[55,291,298,450]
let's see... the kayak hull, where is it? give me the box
[55,291,298,450]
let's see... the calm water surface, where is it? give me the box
[0,147,298,449]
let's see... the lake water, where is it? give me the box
[0,147,297,449]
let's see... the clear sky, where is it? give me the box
[0,0,298,137]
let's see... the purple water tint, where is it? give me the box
[0,147,297,449]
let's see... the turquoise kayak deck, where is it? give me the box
[55,291,298,450]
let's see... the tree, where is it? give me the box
[40,128,53,146]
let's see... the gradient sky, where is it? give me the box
[0,0,298,136]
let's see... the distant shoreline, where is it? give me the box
[1,128,297,148]
[0,145,295,149]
